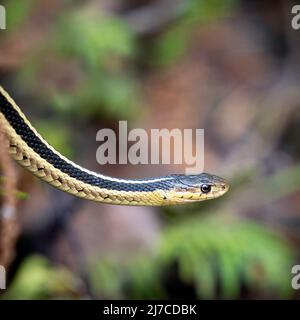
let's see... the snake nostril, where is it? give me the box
[221,184,226,190]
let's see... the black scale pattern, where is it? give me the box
[0,92,174,192]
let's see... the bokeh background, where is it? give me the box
[0,0,300,299]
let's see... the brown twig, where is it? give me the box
[0,127,19,269]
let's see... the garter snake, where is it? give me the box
[0,86,229,206]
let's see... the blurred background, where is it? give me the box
[0,0,300,299]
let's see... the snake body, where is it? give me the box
[0,87,229,206]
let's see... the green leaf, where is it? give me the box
[57,12,136,68]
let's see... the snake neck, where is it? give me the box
[0,88,178,205]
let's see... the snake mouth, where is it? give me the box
[176,185,230,203]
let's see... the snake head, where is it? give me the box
[164,173,230,204]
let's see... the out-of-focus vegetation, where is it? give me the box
[2,256,81,299]
[1,0,300,300]
[5,0,35,31]
[90,215,294,299]
[152,0,236,65]
[0,177,28,201]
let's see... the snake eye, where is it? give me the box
[201,184,211,194]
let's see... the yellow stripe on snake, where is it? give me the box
[0,87,229,206]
